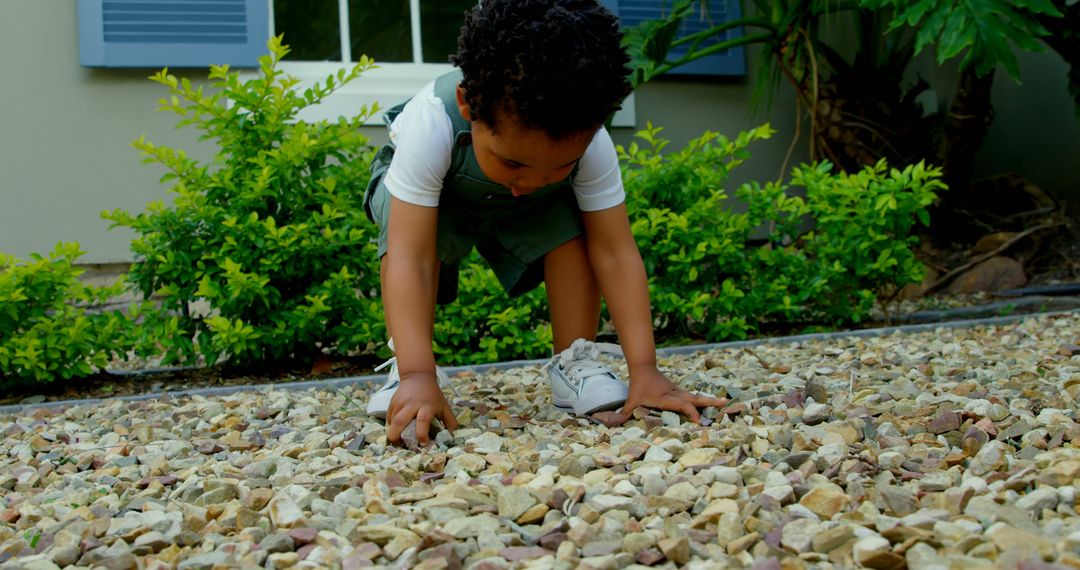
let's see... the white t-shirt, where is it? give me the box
[383,81,626,212]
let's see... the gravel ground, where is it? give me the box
[1,313,1079,569]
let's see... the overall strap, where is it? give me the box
[433,69,473,177]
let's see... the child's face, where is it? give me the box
[457,87,595,197]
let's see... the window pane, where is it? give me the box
[349,0,412,63]
[274,0,342,61]
[420,0,474,63]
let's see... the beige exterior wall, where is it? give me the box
[1,3,1076,263]
[0,2,216,263]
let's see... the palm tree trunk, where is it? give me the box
[939,68,996,195]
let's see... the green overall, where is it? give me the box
[364,69,584,304]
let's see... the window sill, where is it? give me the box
[239,61,636,128]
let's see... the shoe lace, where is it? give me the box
[374,339,460,397]
[540,338,624,389]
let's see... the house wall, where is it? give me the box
[1,2,1077,263]
[0,1,215,264]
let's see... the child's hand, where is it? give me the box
[387,373,459,447]
[620,365,728,423]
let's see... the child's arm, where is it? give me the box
[383,196,458,444]
[582,204,728,422]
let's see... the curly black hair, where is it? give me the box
[450,0,631,140]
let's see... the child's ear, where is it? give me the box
[456,85,472,121]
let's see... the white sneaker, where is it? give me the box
[366,340,455,419]
[543,338,629,416]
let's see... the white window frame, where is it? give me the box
[240,0,635,127]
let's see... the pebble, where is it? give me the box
[0,313,1076,569]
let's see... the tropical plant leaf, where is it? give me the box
[867,0,1064,82]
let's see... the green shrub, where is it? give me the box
[622,123,943,341]
[103,37,385,366]
[0,243,134,385]
[433,258,553,366]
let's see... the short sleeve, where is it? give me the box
[572,127,625,212]
[383,83,455,208]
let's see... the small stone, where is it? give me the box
[812,525,853,553]
[269,496,305,528]
[623,532,656,554]
[178,551,230,570]
[133,531,168,552]
[853,536,902,569]
[539,531,568,551]
[661,411,681,427]
[383,533,420,560]
[761,485,793,504]
[589,494,636,513]
[467,432,504,454]
[664,482,700,504]
[657,536,690,565]
[496,486,536,520]
[928,410,961,434]
[803,403,829,425]
[643,446,673,462]
[780,518,818,554]
[246,488,274,511]
[268,552,300,569]
[970,441,1009,475]
[500,546,551,562]
[879,486,916,517]
[1016,488,1059,513]
[516,503,549,525]
[799,487,849,519]
[261,533,296,553]
[677,448,722,468]
[1042,460,1080,486]
[727,532,759,555]
[987,523,1054,558]
[635,549,665,566]
[288,527,318,546]
[444,514,499,538]
[582,541,622,557]
[592,411,627,427]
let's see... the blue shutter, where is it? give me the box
[602,0,746,76]
[78,0,270,68]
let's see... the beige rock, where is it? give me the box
[444,514,500,539]
[1042,460,1080,486]
[987,522,1054,559]
[268,552,299,569]
[677,448,722,468]
[383,533,420,561]
[716,512,743,544]
[812,525,854,553]
[658,536,690,565]
[349,526,420,546]
[496,486,536,520]
[268,497,304,528]
[726,532,758,555]
[622,532,656,554]
[799,487,850,519]
[515,503,549,525]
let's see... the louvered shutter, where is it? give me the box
[78,0,270,68]
[602,0,746,76]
